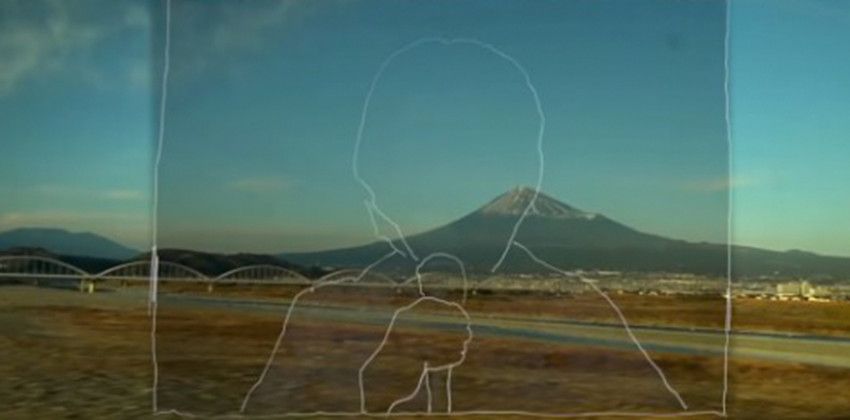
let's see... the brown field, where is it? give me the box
[160,282,850,337]
[1,284,849,419]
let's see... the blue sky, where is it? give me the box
[0,0,151,247]
[1,0,848,257]
[731,0,850,256]
[157,0,727,252]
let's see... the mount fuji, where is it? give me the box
[282,187,850,278]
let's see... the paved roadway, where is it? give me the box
[161,292,850,370]
[4,285,846,369]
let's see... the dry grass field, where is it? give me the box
[1,284,849,419]
[160,282,850,336]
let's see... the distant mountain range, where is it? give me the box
[0,228,138,260]
[4,188,850,279]
[0,229,326,278]
[281,187,850,279]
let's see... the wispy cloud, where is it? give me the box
[0,210,143,226]
[0,0,333,93]
[210,1,297,52]
[680,174,768,192]
[126,58,151,89]
[225,176,294,194]
[171,0,326,79]
[123,2,150,29]
[16,184,147,201]
[101,189,146,201]
[0,0,149,96]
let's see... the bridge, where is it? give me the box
[0,256,312,293]
[0,256,483,295]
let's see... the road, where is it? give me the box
[161,292,850,369]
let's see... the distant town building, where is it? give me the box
[777,281,806,297]
[776,280,831,301]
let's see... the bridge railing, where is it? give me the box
[0,256,418,293]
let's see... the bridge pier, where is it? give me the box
[79,278,95,294]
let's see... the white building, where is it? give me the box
[776,280,831,300]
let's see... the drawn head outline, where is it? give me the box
[351,37,546,272]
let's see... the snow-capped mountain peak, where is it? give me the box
[478,186,597,220]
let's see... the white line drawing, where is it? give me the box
[233,36,698,417]
[722,0,734,416]
[150,0,171,414]
[150,2,733,417]
[511,241,687,409]
[350,37,546,273]
[238,249,472,415]
[240,250,402,413]
[386,364,429,414]
[359,296,473,414]
[155,408,724,419]
[414,252,469,304]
